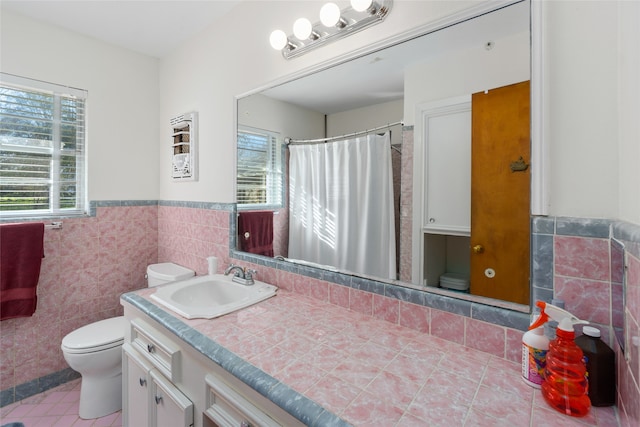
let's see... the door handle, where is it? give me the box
[472,245,484,254]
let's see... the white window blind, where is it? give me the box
[236,126,283,207]
[0,73,87,217]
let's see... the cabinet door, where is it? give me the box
[123,343,152,427]
[423,101,471,235]
[150,369,193,427]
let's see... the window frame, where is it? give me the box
[236,125,284,210]
[0,73,88,219]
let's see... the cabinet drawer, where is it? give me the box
[204,374,281,427]
[131,318,181,382]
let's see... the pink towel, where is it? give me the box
[238,211,274,257]
[0,222,45,320]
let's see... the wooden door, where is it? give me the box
[470,81,530,305]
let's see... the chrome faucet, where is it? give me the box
[224,264,257,285]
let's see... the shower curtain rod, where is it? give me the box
[285,120,404,145]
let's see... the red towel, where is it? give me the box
[238,211,274,257]
[0,222,45,320]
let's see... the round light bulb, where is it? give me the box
[350,0,373,12]
[320,2,341,27]
[269,29,288,50]
[293,18,313,40]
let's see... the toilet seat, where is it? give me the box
[61,316,128,354]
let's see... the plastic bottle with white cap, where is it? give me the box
[575,326,616,406]
[522,314,549,388]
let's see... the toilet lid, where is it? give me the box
[62,316,127,354]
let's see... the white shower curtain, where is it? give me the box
[288,132,397,280]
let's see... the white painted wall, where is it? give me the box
[0,10,160,201]
[157,0,483,203]
[327,100,404,147]
[543,0,621,219]
[617,0,640,224]
[237,94,325,143]
[3,1,638,224]
[404,31,530,126]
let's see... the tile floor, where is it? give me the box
[0,379,121,427]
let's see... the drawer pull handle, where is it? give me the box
[147,344,155,353]
[139,378,146,387]
[155,395,163,405]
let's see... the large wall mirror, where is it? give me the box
[236,0,531,309]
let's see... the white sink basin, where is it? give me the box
[150,274,277,319]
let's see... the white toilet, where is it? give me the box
[61,262,195,419]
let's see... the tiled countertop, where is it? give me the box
[122,288,619,427]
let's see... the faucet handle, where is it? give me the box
[245,269,257,280]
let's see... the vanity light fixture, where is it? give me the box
[269,0,393,59]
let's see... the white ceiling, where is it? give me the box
[2,0,529,113]
[263,1,529,114]
[1,0,242,58]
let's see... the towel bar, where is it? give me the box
[45,222,63,229]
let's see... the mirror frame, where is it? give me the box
[230,0,543,328]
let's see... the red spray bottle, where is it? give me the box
[528,301,591,417]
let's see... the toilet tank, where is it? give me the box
[147,263,195,287]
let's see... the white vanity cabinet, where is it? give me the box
[122,303,306,427]
[203,374,282,427]
[122,319,193,427]
[150,369,194,427]
[123,343,152,426]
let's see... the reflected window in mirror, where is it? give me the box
[236,126,284,208]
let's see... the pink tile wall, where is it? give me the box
[618,250,640,427]
[157,205,230,275]
[6,201,638,425]
[554,236,612,326]
[554,233,639,427]
[0,205,158,392]
[232,259,521,364]
[399,129,414,282]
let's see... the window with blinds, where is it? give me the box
[236,126,283,207]
[0,73,87,217]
